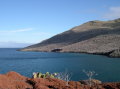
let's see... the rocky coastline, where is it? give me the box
[0,71,120,89]
[20,18,120,58]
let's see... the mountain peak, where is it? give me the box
[83,20,103,26]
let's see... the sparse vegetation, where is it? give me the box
[33,70,72,86]
[56,70,72,86]
[33,72,57,78]
[83,70,98,87]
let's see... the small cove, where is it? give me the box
[0,48,120,82]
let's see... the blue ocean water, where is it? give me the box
[0,48,120,82]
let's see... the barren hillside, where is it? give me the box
[20,18,120,57]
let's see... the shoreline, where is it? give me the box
[19,49,120,58]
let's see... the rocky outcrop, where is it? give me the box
[109,49,120,57]
[0,71,32,89]
[1,71,120,89]
[20,18,120,57]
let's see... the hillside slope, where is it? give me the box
[21,18,120,57]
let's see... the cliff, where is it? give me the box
[20,18,120,57]
[0,71,120,89]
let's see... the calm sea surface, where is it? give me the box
[0,48,120,82]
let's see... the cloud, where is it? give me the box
[0,28,33,33]
[0,28,53,43]
[103,7,120,19]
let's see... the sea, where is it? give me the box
[0,48,120,82]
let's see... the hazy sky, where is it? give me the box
[0,0,120,44]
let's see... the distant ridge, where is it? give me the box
[20,18,120,57]
[0,42,32,48]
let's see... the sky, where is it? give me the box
[0,0,120,47]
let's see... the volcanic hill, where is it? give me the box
[21,18,120,57]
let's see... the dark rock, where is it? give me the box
[51,48,62,52]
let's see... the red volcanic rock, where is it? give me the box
[0,71,120,89]
[0,71,32,89]
[28,78,85,89]
[102,82,120,89]
[5,71,27,80]
[28,78,67,89]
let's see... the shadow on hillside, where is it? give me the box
[40,28,120,45]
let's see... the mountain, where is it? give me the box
[0,42,32,48]
[20,18,120,57]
